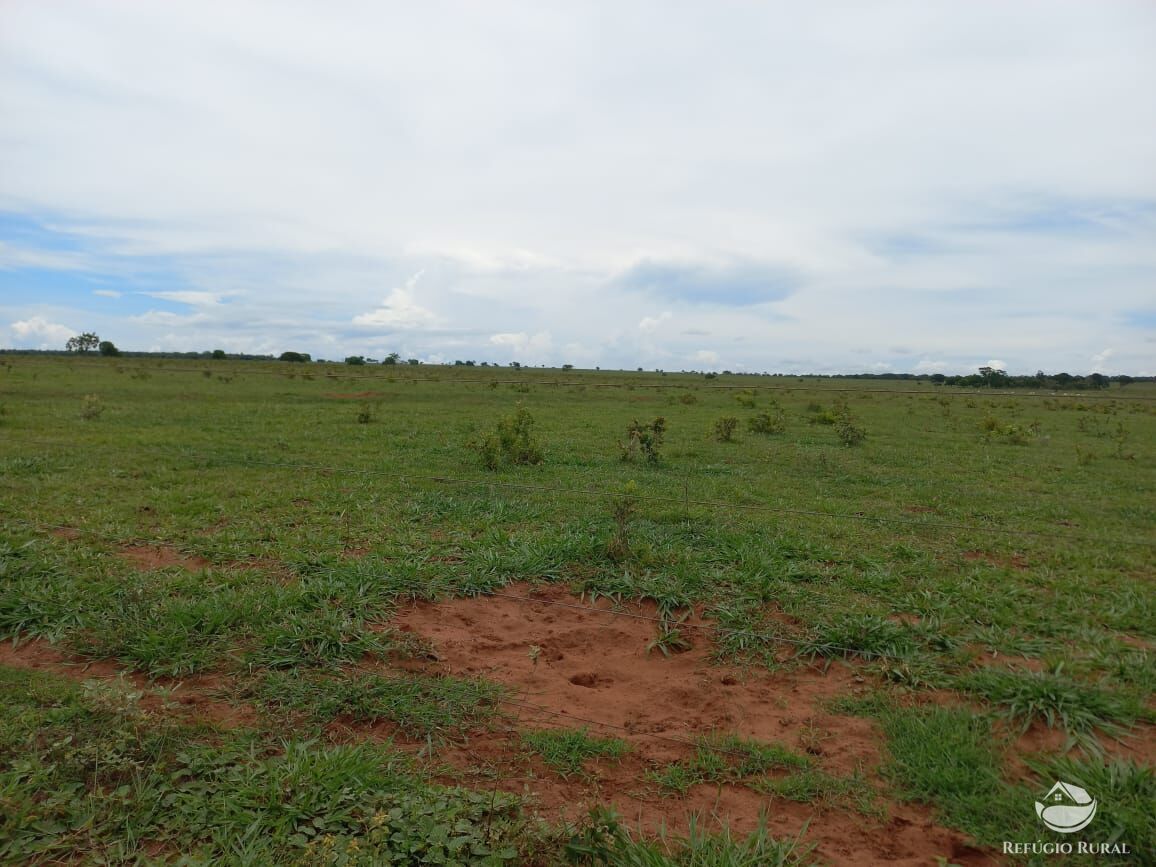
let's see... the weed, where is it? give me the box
[607,482,638,562]
[748,410,786,435]
[473,404,544,469]
[79,394,103,420]
[712,416,739,442]
[833,402,866,446]
[734,390,757,409]
[521,727,629,779]
[356,403,374,424]
[620,417,666,464]
[646,611,693,657]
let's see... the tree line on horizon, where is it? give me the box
[0,336,1150,386]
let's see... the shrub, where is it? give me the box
[713,416,739,442]
[620,417,666,464]
[79,394,103,421]
[748,410,786,435]
[356,403,373,424]
[474,405,544,470]
[734,390,757,408]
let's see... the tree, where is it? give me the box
[279,351,311,363]
[98,340,120,357]
[383,352,400,365]
[65,332,100,353]
[345,356,366,365]
[211,349,226,360]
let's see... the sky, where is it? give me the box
[1,1,1154,374]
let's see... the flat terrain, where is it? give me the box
[1,357,1153,865]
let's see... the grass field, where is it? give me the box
[1,356,1153,865]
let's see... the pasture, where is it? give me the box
[1,356,1153,865]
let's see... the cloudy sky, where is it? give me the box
[2,1,1154,373]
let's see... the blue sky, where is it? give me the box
[1,1,1154,373]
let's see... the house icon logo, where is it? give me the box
[1035,781,1097,834]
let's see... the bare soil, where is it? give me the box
[391,583,997,866]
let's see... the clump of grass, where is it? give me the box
[620,417,666,464]
[254,669,505,740]
[355,402,374,424]
[520,727,629,779]
[646,611,694,657]
[795,614,919,662]
[647,734,809,794]
[876,705,1028,845]
[1026,755,1155,849]
[473,404,544,470]
[754,768,880,816]
[565,807,818,866]
[956,666,1143,750]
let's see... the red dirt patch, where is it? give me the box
[50,527,82,540]
[390,584,995,866]
[0,638,256,728]
[119,545,211,572]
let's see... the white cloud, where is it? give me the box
[141,290,230,306]
[352,271,437,329]
[92,289,122,298]
[0,2,1154,371]
[8,316,75,348]
[914,359,950,373]
[984,359,1008,371]
[1091,348,1114,369]
[692,349,719,365]
[131,310,209,326]
[489,331,552,359]
[638,311,672,332]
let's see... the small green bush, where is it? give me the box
[474,405,544,470]
[713,416,739,442]
[620,417,666,464]
[748,410,786,435]
[79,394,103,421]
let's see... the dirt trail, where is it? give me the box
[393,582,996,866]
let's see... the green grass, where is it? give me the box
[647,735,810,795]
[752,768,881,816]
[252,669,506,740]
[1,357,1153,861]
[521,727,630,779]
[566,808,819,866]
[956,666,1148,751]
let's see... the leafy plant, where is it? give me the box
[473,404,544,470]
[712,416,739,443]
[607,482,638,562]
[747,410,786,435]
[79,393,103,420]
[646,611,693,657]
[620,417,666,464]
